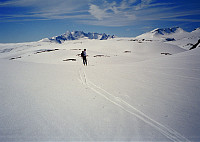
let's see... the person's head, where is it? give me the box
[84,49,86,51]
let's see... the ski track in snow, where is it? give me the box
[78,68,190,142]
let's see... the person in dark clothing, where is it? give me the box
[81,49,87,66]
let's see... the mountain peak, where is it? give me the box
[136,27,187,39]
[151,27,185,35]
[193,28,200,32]
[47,31,115,43]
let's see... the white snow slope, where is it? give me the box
[0,35,200,141]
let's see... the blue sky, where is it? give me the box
[0,0,200,43]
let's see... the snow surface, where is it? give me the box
[0,32,200,141]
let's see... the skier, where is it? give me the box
[81,49,87,66]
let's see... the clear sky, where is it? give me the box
[0,0,200,43]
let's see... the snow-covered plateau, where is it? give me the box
[0,28,200,141]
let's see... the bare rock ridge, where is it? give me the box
[190,39,200,50]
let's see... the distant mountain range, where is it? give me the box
[41,31,115,43]
[136,27,200,50]
[40,27,200,50]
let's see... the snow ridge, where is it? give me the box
[151,27,185,35]
[137,27,187,39]
[136,27,200,50]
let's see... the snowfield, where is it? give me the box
[0,30,200,141]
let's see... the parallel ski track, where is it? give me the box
[78,68,190,142]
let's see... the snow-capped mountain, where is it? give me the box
[136,27,200,50]
[136,27,187,39]
[151,27,185,35]
[42,31,115,43]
